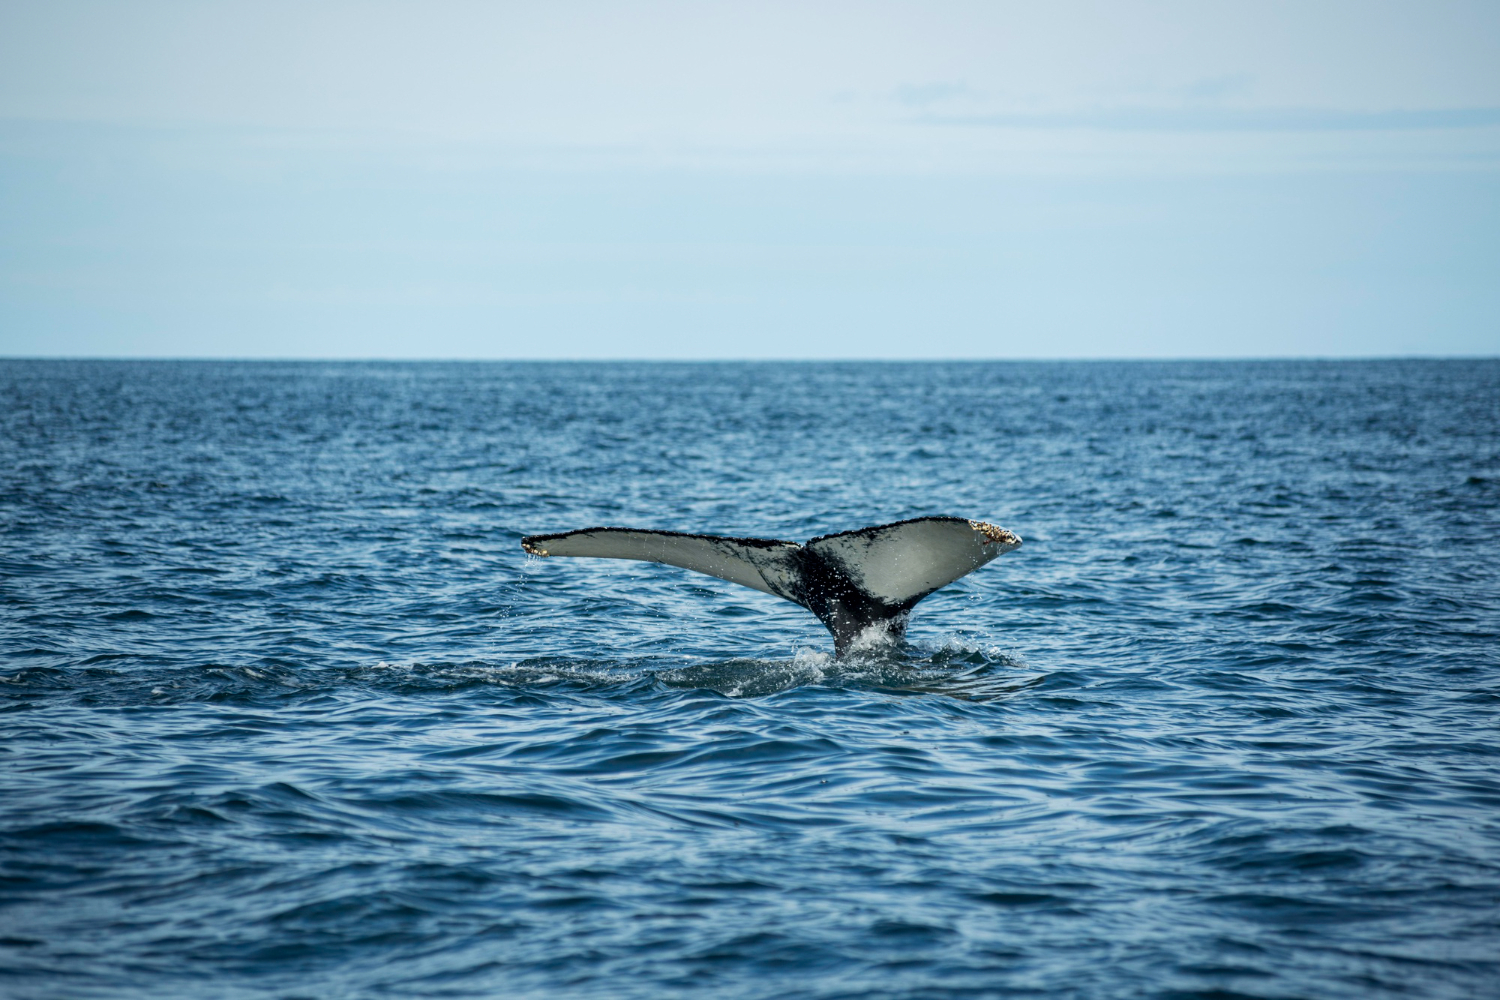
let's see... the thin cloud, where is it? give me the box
[921,106,1500,132]
[892,82,974,107]
[1182,73,1255,103]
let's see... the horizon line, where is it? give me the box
[3,355,1496,364]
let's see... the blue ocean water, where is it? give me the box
[2,359,1498,999]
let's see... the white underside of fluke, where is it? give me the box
[801,518,1020,603]
[521,529,803,600]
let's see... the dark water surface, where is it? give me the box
[3,359,1498,999]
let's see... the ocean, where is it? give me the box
[3,359,1498,998]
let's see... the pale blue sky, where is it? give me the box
[1,1,1497,358]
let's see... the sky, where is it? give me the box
[1,0,1497,359]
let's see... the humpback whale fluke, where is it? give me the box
[521,516,1021,655]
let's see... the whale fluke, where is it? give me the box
[521,516,1021,655]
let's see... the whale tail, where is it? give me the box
[521,516,1021,655]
